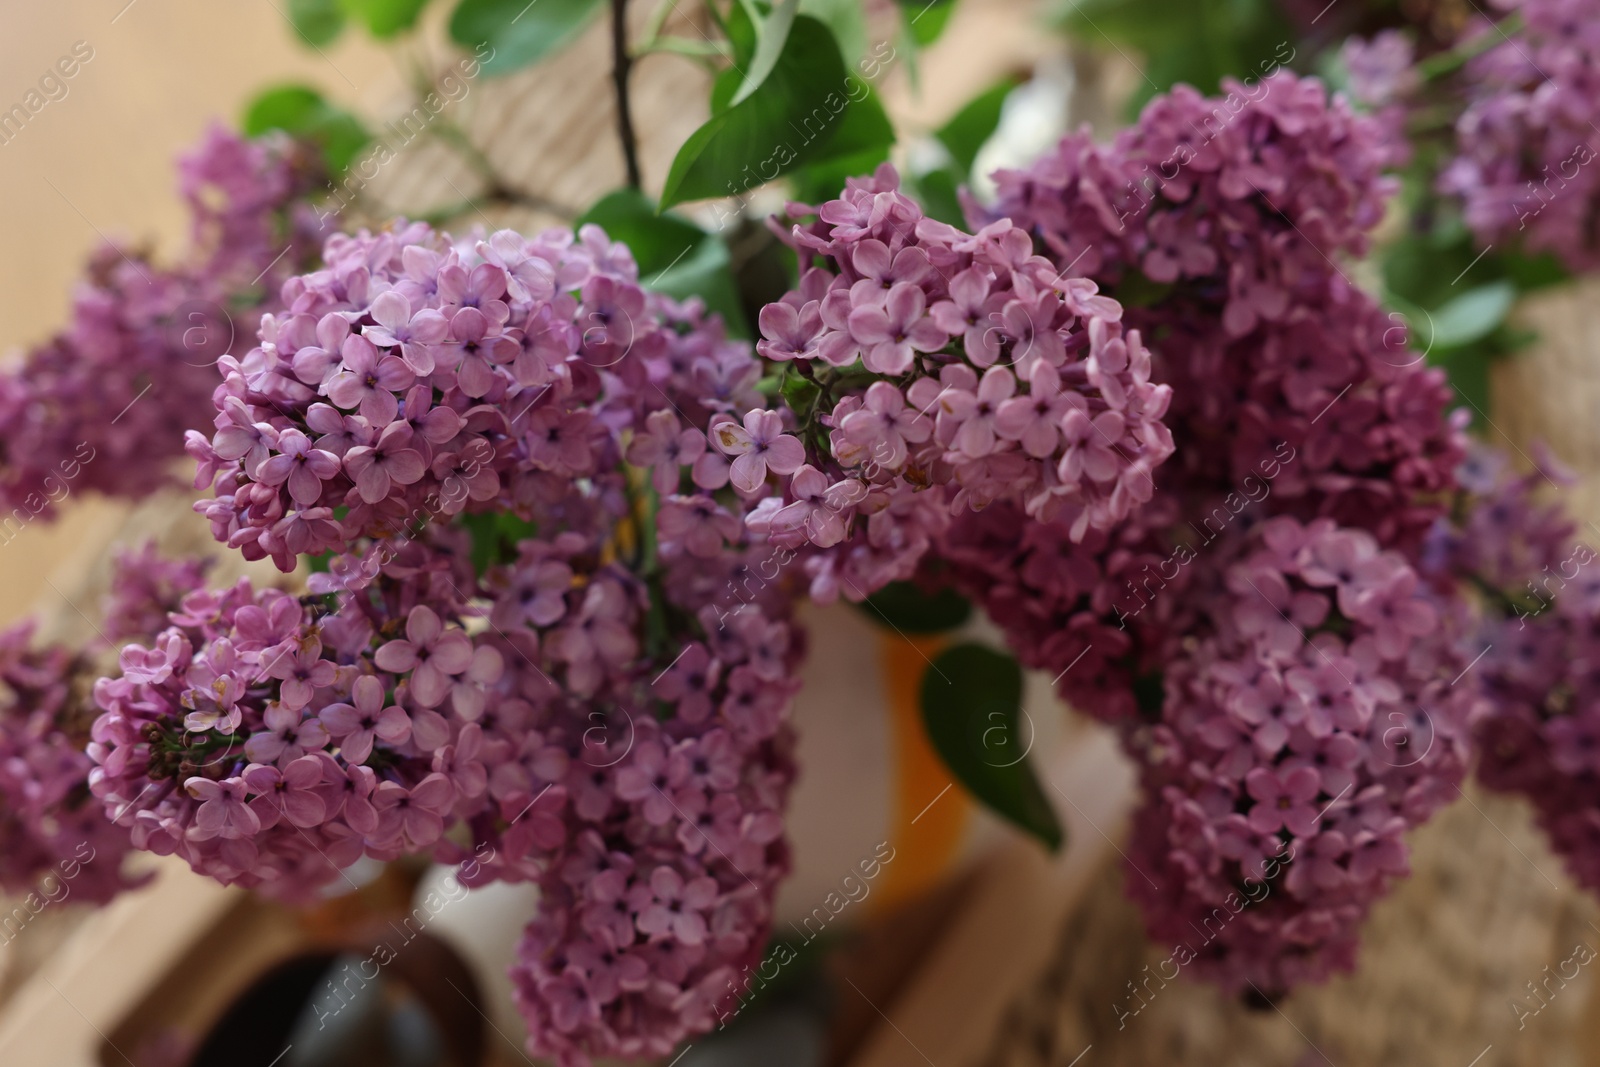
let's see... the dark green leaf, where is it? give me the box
[920,643,1063,850]
[580,188,706,270]
[1433,344,1492,415]
[449,0,605,75]
[460,510,538,576]
[730,0,801,107]
[801,0,867,62]
[709,66,742,116]
[577,188,749,334]
[1429,281,1515,350]
[859,581,972,633]
[243,84,371,174]
[1499,249,1570,292]
[911,166,964,225]
[779,369,821,412]
[288,0,347,45]
[660,16,895,208]
[1112,270,1175,309]
[935,77,1016,175]
[900,0,955,47]
[1054,0,1295,115]
[784,141,892,206]
[341,0,431,37]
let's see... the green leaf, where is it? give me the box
[920,643,1063,850]
[1433,344,1492,414]
[785,141,891,205]
[1499,249,1570,292]
[660,16,895,208]
[288,0,347,45]
[577,188,749,334]
[800,0,867,62]
[460,510,538,576]
[911,166,964,225]
[935,77,1016,175]
[730,0,801,107]
[900,0,955,47]
[858,581,972,634]
[1054,0,1295,115]
[449,0,605,76]
[243,84,371,174]
[1429,281,1516,350]
[721,0,759,66]
[340,0,430,37]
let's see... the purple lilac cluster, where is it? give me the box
[0,541,218,905]
[1123,517,1478,995]
[985,70,1460,553]
[0,623,144,904]
[189,220,760,571]
[108,217,803,1064]
[1440,0,1600,271]
[1435,451,1600,892]
[930,73,1472,991]
[0,127,326,521]
[748,165,1173,603]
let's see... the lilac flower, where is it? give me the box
[374,607,475,708]
[344,422,426,505]
[243,702,330,765]
[254,428,341,506]
[186,777,261,841]
[1245,765,1324,836]
[324,334,415,425]
[848,282,945,374]
[321,675,411,763]
[632,865,717,945]
[243,757,328,829]
[710,410,805,494]
[363,290,449,374]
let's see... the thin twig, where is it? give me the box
[611,0,643,189]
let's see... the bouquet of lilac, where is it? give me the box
[8,0,1600,1060]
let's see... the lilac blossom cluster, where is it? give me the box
[0,623,144,905]
[930,73,1472,993]
[985,70,1461,554]
[189,219,761,570]
[1435,451,1600,893]
[748,165,1174,603]
[1439,0,1600,271]
[1122,517,1478,995]
[101,216,804,1064]
[0,542,217,905]
[0,127,326,521]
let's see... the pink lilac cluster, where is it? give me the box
[0,623,145,904]
[189,218,760,571]
[1433,450,1600,892]
[0,539,216,905]
[984,71,1462,554]
[0,127,326,521]
[928,75,1473,992]
[135,216,802,1063]
[746,165,1174,603]
[1121,517,1478,995]
[1340,30,1420,110]
[480,553,801,1063]
[1440,0,1600,271]
[940,74,1466,721]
